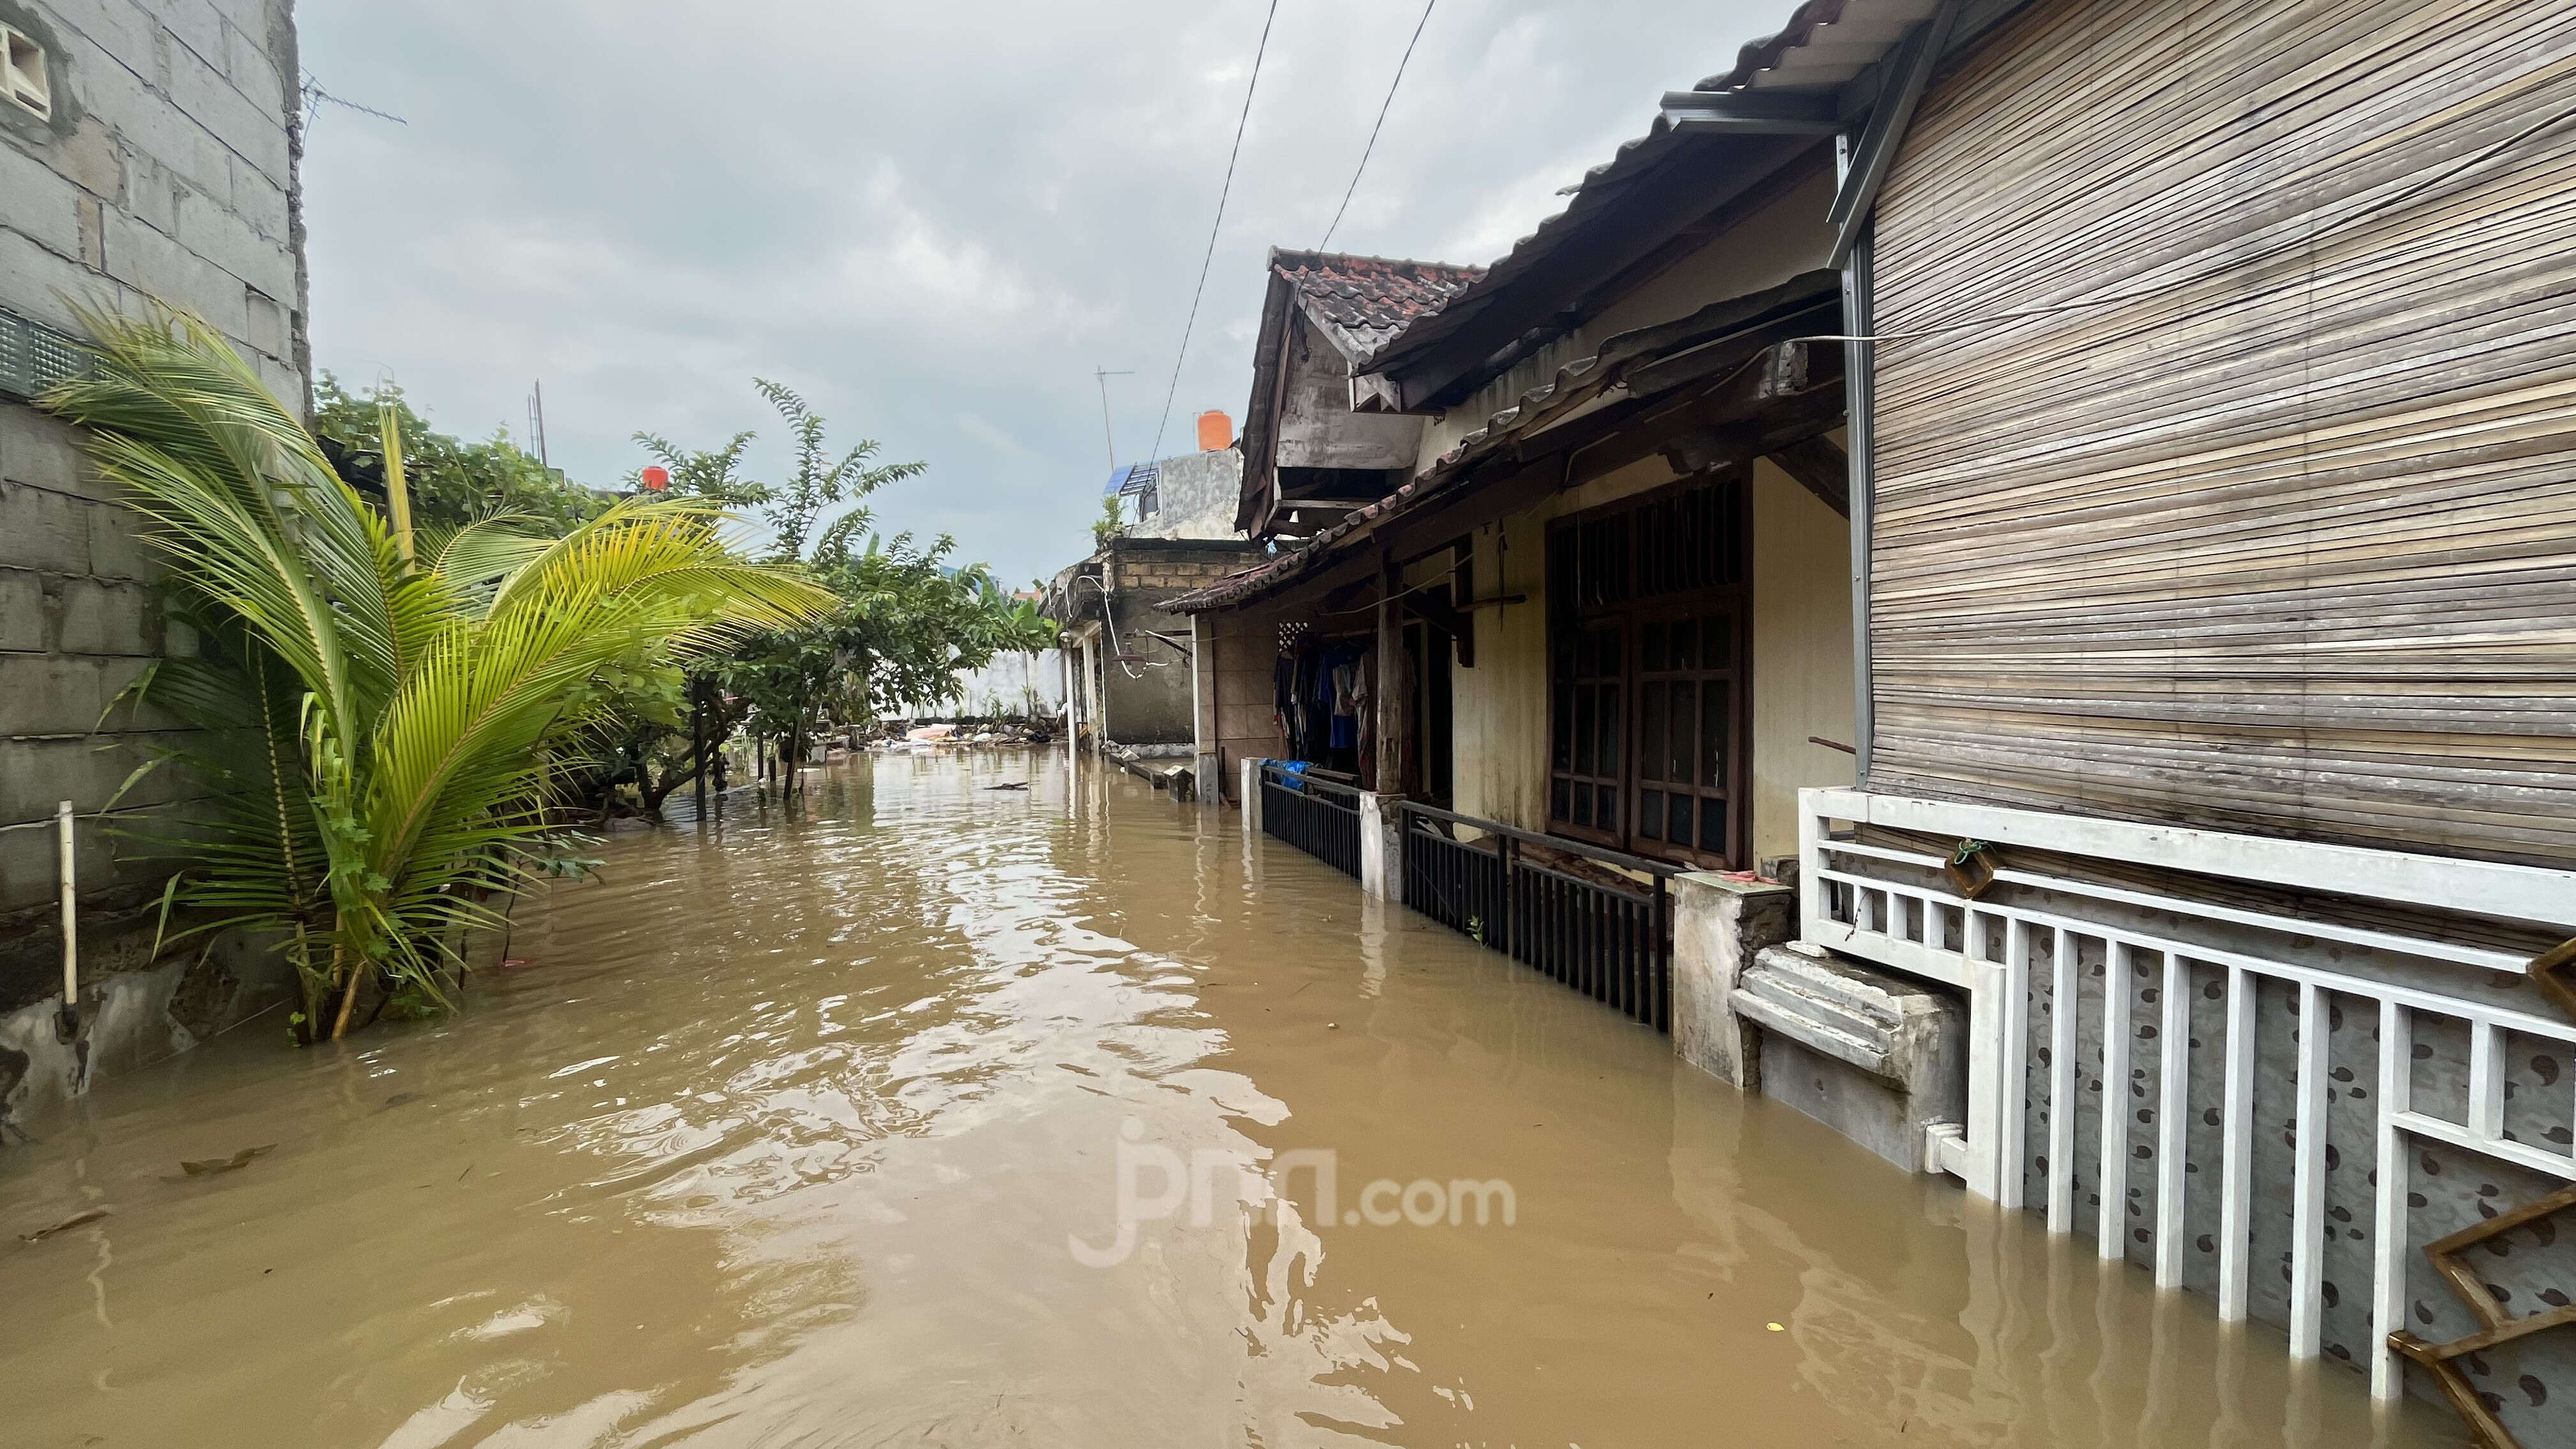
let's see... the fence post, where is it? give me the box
[1241,758,1264,837]
[1358,793,1404,905]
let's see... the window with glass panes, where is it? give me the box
[1545,469,1749,868]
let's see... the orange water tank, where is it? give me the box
[1197,410,1234,451]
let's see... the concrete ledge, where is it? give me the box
[1744,942,1967,1174]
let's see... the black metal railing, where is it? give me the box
[1261,763,1362,879]
[1399,801,1675,1031]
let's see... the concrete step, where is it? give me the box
[1737,943,1969,1084]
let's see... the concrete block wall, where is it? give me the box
[0,0,307,399]
[0,0,306,1040]
[1096,539,1264,747]
[1108,539,1264,594]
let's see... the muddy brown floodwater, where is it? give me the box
[0,752,2470,1448]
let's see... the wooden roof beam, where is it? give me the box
[1767,434,1851,517]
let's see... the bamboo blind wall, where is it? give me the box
[1865,0,2576,870]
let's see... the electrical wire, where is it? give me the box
[1320,0,1438,251]
[1317,553,1465,617]
[1149,0,1284,463]
[1071,574,1161,677]
[1801,93,2576,348]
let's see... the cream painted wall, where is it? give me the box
[1450,510,1549,832]
[1748,456,1857,864]
[1450,456,1684,834]
[1443,452,1854,868]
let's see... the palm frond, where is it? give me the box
[43,304,834,1041]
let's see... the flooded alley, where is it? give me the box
[0,753,2468,1448]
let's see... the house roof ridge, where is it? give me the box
[1266,247,1486,278]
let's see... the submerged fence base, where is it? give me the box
[1257,762,1360,880]
[1396,801,1674,1032]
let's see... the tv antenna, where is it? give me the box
[525,379,551,469]
[1094,367,1133,471]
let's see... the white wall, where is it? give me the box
[947,648,1066,719]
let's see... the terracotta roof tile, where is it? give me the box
[1269,250,1485,361]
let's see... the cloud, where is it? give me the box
[298,0,1790,583]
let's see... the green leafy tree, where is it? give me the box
[622,384,1055,808]
[627,427,767,509]
[310,374,606,533]
[50,309,833,1041]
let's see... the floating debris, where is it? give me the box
[180,1144,277,1177]
[20,1207,110,1241]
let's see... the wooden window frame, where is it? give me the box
[1545,469,1753,870]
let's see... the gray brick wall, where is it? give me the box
[0,0,305,1009]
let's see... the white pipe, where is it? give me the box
[57,799,77,1008]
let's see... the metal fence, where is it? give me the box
[1800,785,2576,1402]
[1399,801,1675,1031]
[1259,763,1361,878]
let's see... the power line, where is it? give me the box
[1321,0,1437,251]
[1149,0,1283,463]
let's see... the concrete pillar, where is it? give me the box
[1079,637,1103,748]
[1241,757,1264,837]
[1358,791,1404,905]
[1372,555,1409,794]
[1670,871,1797,1088]
[1060,640,1075,740]
[1190,612,1221,808]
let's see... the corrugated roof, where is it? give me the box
[1693,0,1942,95]
[1351,0,1933,395]
[1349,118,1707,382]
[1272,250,1485,362]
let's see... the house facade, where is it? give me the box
[1052,420,1266,758]
[1184,222,1859,871]
[1183,0,2576,1438]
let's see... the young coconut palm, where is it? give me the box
[46,307,834,1041]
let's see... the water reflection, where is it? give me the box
[0,751,2465,1446]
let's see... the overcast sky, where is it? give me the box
[298,1,1782,585]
